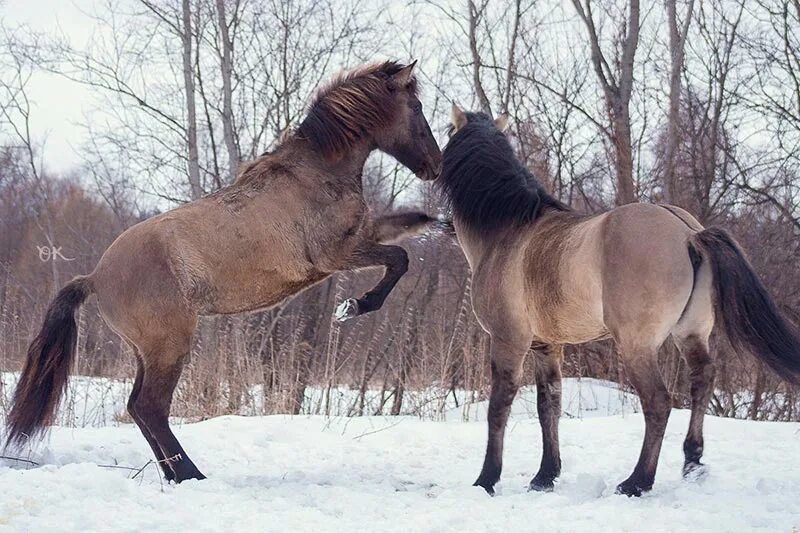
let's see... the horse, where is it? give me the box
[5,61,443,483]
[439,105,800,497]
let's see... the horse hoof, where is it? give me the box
[615,478,649,497]
[174,470,207,483]
[528,477,555,492]
[335,298,359,321]
[473,479,496,496]
[683,461,708,482]
[161,468,176,482]
[172,460,207,483]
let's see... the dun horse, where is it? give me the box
[5,61,442,483]
[440,106,800,497]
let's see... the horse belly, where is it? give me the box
[549,302,608,344]
[198,263,328,315]
[533,223,607,344]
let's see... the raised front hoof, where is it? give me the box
[682,461,709,482]
[615,477,652,498]
[528,475,556,493]
[473,477,497,496]
[335,298,360,322]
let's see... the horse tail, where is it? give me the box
[691,228,800,385]
[5,276,94,448]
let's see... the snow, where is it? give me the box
[1,379,799,532]
[0,374,640,424]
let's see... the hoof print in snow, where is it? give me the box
[683,462,709,482]
[335,298,359,322]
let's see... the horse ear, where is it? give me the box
[451,103,467,130]
[494,112,509,132]
[392,60,417,87]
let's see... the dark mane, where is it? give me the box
[438,112,568,232]
[297,61,418,159]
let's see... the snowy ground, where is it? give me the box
[0,373,642,424]
[1,381,799,532]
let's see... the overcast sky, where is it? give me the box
[4,0,105,174]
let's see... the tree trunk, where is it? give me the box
[749,367,766,420]
[390,359,406,416]
[182,0,202,200]
[663,0,695,205]
[215,0,239,183]
[612,109,636,205]
[467,0,493,116]
[572,0,640,205]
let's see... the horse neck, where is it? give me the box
[297,137,374,190]
[456,203,570,271]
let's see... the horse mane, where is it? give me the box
[296,61,418,159]
[438,112,568,232]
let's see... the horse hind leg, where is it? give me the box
[674,333,715,478]
[135,333,206,483]
[616,346,672,497]
[672,260,715,479]
[529,343,563,492]
[127,351,174,480]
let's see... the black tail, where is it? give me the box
[5,276,93,448]
[692,228,800,385]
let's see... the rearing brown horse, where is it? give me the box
[6,61,442,482]
[441,106,800,497]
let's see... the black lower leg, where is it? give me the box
[143,412,206,482]
[128,359,175,480]
[136,354,206,483]
[530,344,563,492]
[617,358,671,497]
[336,243,408,320]
[474,355,523,495]
[680,337,715,476]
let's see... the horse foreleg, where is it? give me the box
[335,242,408,321]
[474,337,527,495]
[529,343,563,492]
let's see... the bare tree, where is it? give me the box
[662,0,695,204]
[571,0,640,205]
[467,0,493,115]
[0,28,61,293]
[215,0,240,182]
[4,0,800,425]
[181,0,203,199]
[677,0,744,221]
